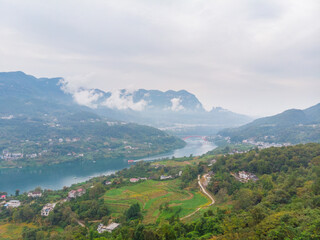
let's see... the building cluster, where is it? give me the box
[0,149,50,161]
[68,188,86,199]
[0,150,23,161]
[97,223,120,233]
[67,152,84,157]
[238,171,259,182]
[242,139,291,149]
[41,203,56,216]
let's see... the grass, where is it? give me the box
[103,179,210,223]
[0,223,36,240]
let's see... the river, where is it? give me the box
[0,138,216,194]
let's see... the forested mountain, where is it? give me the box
[219,103,320,144]
[0,72,185,168]
[0,71,252,136]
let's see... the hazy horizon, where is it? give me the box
[0,0,319,116]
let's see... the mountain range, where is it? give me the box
[219,103,320,144]
[0,71,186,167]
[0,71,252,135]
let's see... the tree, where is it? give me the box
[126,203,142,220]
[133,224,144,240]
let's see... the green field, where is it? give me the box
[103,179,209,223]
[0,223,36,240]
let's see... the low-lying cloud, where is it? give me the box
[73,89,103,109]
[101,90,147,111]
[170,98,184,112]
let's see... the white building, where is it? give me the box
[239,171,250,180]
[97,223,120,233]
[41,203,56,216]
[160,175,173,180]
[5,200,21,208]
[68,188,86,199]
[28,192,42,198]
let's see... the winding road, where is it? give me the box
[181,174,215,220]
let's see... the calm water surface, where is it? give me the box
[0,138,216,194]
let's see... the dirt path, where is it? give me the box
[199,174,215,206]
[181,174,215,220]
[76,219,86,228]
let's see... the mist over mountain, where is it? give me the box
[68,84,252,135]
[219,103,320,144]
[0,71,252,135]
[0,71,186,167]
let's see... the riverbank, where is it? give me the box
[0,138,216,194]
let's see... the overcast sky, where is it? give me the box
[0,0,319,117]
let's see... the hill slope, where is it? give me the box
[219,103,320,143]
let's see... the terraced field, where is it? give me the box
[103,179,210,223]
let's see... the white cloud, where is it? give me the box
[0,0,319,116]
[102,90,147,111]
[73,90,102,109]
[170,98,184,112]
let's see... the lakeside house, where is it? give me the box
[97,223,120,233]
[105,181,112,185]
[28,192,42,198]
[0,195,6,200]
[4,200,21,208]
[41,203,56,216]
[68,188,86,199]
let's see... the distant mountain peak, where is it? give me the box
[70,88,204,112]
[0,71,253,130]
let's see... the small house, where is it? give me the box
[5,200,21,208]
[28,192,42,198]
[130,178,140,183]
[68,189,86,199]
[160,175,173,180]
[97,223,120,233]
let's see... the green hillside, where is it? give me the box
[219,103,320,144]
